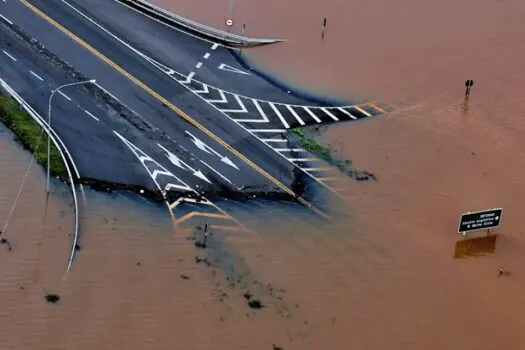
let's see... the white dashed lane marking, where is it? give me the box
[203,53,210,59]
[2,50,17,62]
[58,90,71,101]
[84,110,99,121]
[195,61,203,69]
[211,43,219,50]
[29,70,44,81]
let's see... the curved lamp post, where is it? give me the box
[47,79,96,193]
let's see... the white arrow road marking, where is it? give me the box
[113,131,194,194]
[208,89,227,103]
[185,130,240,170]
[157,143,212,184]
[218,63,251,75]
[220,94,248,113]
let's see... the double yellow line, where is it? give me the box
[21,0,328,219]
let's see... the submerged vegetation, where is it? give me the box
[0,93,66,177]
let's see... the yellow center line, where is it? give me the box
[21,0,329,219]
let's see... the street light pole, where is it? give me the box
[46,79,96,194]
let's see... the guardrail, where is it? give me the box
[0,78,81,276]
[117,0,286,48]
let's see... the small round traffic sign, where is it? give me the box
[226,19,233,27]
[465,80,474,88]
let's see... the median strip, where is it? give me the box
[0,93,67,178]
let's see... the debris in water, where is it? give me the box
[136,262,141,266]
[243,292,252,300]
[272,344,284,350]
[499,267,511,276]
[0,237,12,251]
[45,294,60,304]
[180,274,190,280]
[248,299,263,309]
[74,244,81,251]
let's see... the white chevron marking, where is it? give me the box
[221,94,248,113]
[303,107,322,123]
[286,105,305,126]
[193,83,209,94]
[321,107,339,121]
[207,89,227,103]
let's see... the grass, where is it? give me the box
[289,128,333,162]
[0,93,67,178]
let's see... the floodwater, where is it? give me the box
[1,0,525,348]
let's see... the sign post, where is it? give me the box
[458,208,503,236]
[465,79,474,97]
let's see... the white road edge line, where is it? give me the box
[289,158,318,162]
[2,50,17,62]
[58,90,72,101]
[84,110,100,121]
[0,14,13,25]
[274,148,305,152]
[29,70,44,81]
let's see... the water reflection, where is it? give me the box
[453,233,498,259]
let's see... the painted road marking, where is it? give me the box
[303,167,331,172]
[19,0,329,218]
[184,130,239,170]
[286,104,305,126]
[193,82,209,94]
[354,105,372,117]
[220,94,247,113]
[58,90,72,101]
[369,102,386,113]
[261,138,287,143]
[321,107,339,121]
[195,61,203,69]
[289,158,317,162]
[2,50,17,62]
[0,14,13,25]
[207,89,227,103]
[269,103,290,129]
[234,99,269,123]
[174,212,231,226]
[211,43,219,50]
[274,148,305,152]
[199,159,235,187]
[29,70,44,81]
[218,63,251,76]
[183,72,195,84]
[203,52,210,59]
[303,107,322,123]
[157,143,211,183]
[251,129,286,133]
[84,110,99,121]
[337,107,357,120]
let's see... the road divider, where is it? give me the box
[113,0,285,48]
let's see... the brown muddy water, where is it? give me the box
[1,0,525,348]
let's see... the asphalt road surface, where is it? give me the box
[0,0,390,223]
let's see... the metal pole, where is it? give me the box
[227,0,234,33]
[46,79,96,193]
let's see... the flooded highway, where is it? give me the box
[2,0,525,348]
